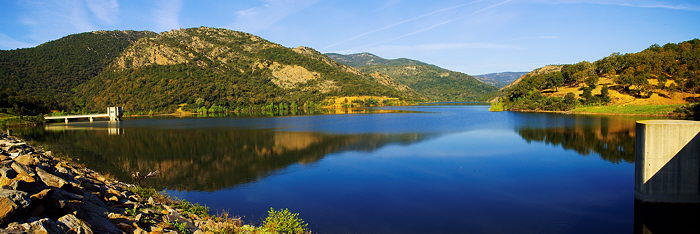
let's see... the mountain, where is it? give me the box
[0,30,156,114]
[1,27,412,114]
[326,53,498,102]
[474,72,527,88]
[494,39,700,114]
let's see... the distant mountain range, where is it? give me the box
[326,52,498,102]
[474,72,527,88]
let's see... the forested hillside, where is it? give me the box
[495,39,700,114]
[1,27,412,115]
[75,27,409,112]
[326,53,498,102]
[0,31,155,114]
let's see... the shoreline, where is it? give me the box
[0,131,244,233]
[507,109,684,117]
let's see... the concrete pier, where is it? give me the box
[635,120,700,203]
[45,107,123,123]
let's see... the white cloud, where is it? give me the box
[0,33,34,49]
[541,0,700,11]
[229,0,320,33]
[345,0,513,52]
[323,0,487,50]
[520,35,560,40]
[153,0,183,32]
[85,0,119,24]
[18,0,96,42]
[336,42,520,54]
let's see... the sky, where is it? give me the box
[0,0,699,74]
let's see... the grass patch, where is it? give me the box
[173,200,210,217]
[0,114,44,127]
[129,186,160,199]
[572,104,683,115]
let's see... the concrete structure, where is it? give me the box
[45,107,124,123]
[635,120,700,203]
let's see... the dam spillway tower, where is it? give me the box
[635,120,700,203]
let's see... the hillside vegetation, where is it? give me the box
[495,39,700,116]
[0,27,412,115]
[327,53,498,102]
[0,31,155,114]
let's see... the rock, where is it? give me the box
[10,162,36,183]
[26,218,62,234]
[77,214,122,234]
[164,211,197,233]
[9,180,47,195]
[56,165,70,174]
[57,214,93,234]
[72,199,121,234]
[115,222,135,232]
[0,166,16,179]
[0,166,18,187]
[0,189,31,224]
[83,192,107,208]
[36,167,68,188]
[7,150,21,158]
[13,154,37,166]
[30,189,53,201]
[147,197,155,206]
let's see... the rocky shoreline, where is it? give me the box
[0,131,241,233]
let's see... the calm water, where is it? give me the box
[10,105,670,233]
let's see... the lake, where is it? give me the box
[8,105,675,233]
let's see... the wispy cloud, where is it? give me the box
[520,35,560,40]
[230,0,320,33]
[0,33,33,50]
[368,42,520,52]
[542,0,700,11]
[18,0,96,42]
[323,0,488,50]
[85,0,119,24]
[153,0,183,32]
[344,0,512,52]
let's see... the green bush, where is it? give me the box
[262,208,309,233]
[173,200,210,217]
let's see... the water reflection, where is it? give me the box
[516,116,637,163]
[18,125,434,191]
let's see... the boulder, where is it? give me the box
[0,189,31,224]
[36,167,68,188]
[10,162,36,183]
[0,166,16,179]
[13,154,37,166]
[10,180,48,195]
[57,214,93,234]
[22,218,62,234]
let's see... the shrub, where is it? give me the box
[262,208,309,233]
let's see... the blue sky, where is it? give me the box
[1,0,699,74]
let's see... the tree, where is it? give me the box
[600,85,611,103]
[581,86,593,104]
[564,92,577,109]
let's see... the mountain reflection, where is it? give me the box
[516,116,636,163]
[20,126,433,191]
